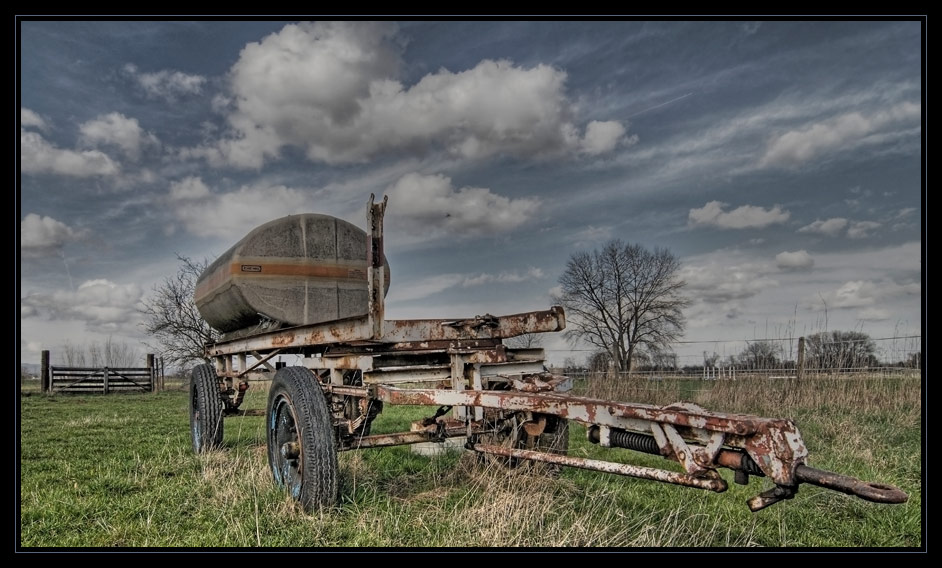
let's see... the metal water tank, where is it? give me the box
[194,213,390,334]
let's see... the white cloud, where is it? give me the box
[462,267,544,287]
[20,129,119,177]
[895,207,916,219]
[828,280,878,308]
[199,22,625,168]
[775,250,814,271]
[21,213,83,256]
[166,171,539,242]
[570,225,614,248]
[168,176,211,201]
[386,273,465,303]
[387,267,544,303]
[680,262,778,303]
[79,112,158,161]
[759,102,921,167]
[123,63,207,101]
[813,279,920,310]
[847,221,881,239]
[679,256,780,327]
[21,107,47,129]
[798,217,848,237]
[688,201,790,229]
[580,120,630,155]
[167,176,312,239]
[20,279,144,335]
[385,173,540,238]
[857,307,891,321]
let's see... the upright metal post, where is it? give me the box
[367,194,387,339]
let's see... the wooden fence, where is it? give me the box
[40,350,163,394]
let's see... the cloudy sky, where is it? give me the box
[18,20,923,368]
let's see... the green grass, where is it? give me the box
[19,377,922,549]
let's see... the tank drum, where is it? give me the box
[194,214,390,334]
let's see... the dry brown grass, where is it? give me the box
[577,373,921,418]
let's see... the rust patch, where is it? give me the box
[272,332,296,347]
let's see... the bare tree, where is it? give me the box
[58,340,87,367]
[805,330,877,371]
[554,240,689,374]
[560,356,580,373]
[503,332,543,349]
[140,255,219,371]
[645,347,678,371]
[57,336,141,367]
[737,340,783,370]
[703,351,720,368]
[587,351,613,373]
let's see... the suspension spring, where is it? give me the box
[588,426,660,455]
[589,425,765,477]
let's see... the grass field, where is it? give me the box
[18,375,923,549]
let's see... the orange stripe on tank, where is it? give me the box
[228,262,368,280]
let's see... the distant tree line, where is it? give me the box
[556,330,920,375]
[56,336,142,368]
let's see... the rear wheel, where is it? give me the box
[267,366,339,511]
[190,363,224,453]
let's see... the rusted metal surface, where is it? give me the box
[323,385,370,397]
[732,419,808,485]
[472,443,728,492]
[795,464,908,504]
[747,485,798,512]
[382,308,566,343]
[367,194,387,339]
[338,423,492,451]
[375,386,772,438]
[235,349,282,377]
[205,308,567,357]
[373,385,817,490]
[509,373,572,393]
[522,416,547,436]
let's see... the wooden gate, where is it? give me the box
[48,366,155,393]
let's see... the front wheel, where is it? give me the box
[190,363,224,453]
[267,366,339,511]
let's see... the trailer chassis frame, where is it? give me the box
[197,195,907,513]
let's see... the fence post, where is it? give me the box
[41,350,50,393]
[103,367,109,394]
[796,337,805,382]
[147,354,155,392]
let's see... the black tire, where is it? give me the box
[267,366,339,511]
[190,363,224,453]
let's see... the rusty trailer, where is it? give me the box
[189,195,908,513]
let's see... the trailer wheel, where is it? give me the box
[190,363,224,453]
[267,366,339,511]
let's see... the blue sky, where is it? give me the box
[18,19,923,368]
